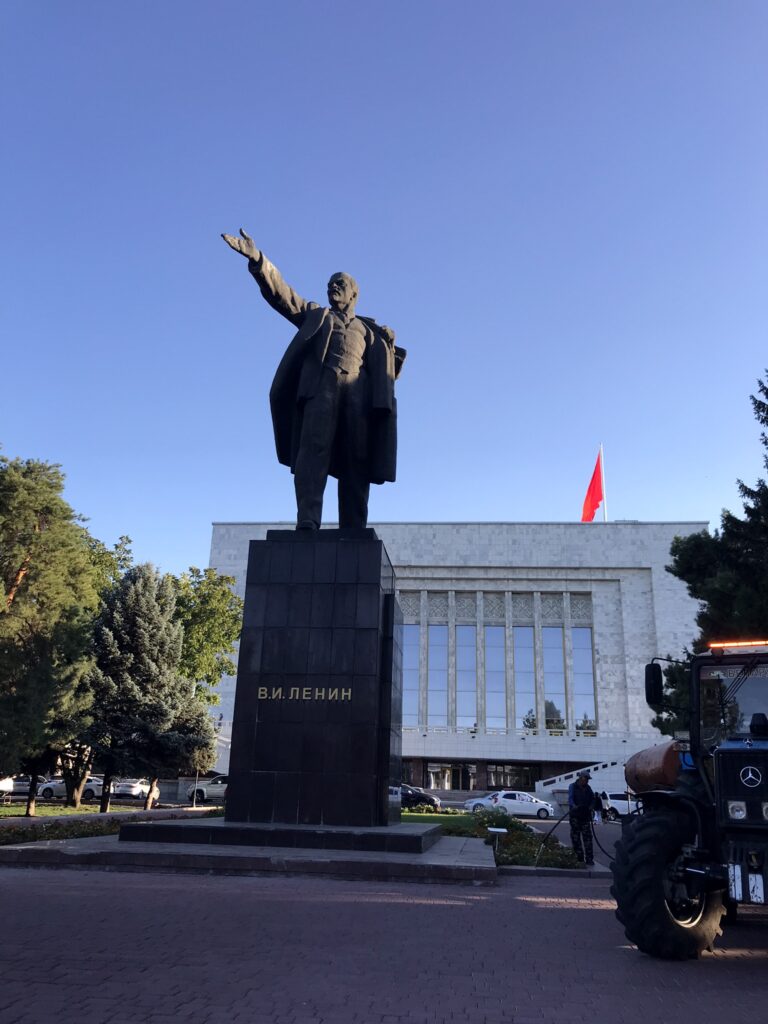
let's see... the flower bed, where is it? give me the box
[403,806,582,869]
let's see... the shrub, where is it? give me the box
[417,806,581,868]
[407,803,463,815]
[0,817,122,846]
[493,831,582,869]
[438,819,479,837]
[0,808,221,846]
[472,807,527,830]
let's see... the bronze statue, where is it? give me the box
[222,230,405,530]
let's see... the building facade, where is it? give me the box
[209,521,705,790]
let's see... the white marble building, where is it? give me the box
[209,521,704,790]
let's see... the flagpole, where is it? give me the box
[600,443,608,523]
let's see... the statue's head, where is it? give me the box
[327,272,358,314]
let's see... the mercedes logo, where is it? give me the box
[740,766,763,788]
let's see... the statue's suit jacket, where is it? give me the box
[248,255,406,485]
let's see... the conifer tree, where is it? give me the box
[88,564,216,811]
[54,536,134,807]
[655,371,768,733]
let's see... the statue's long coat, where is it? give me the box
[249,256,405,485]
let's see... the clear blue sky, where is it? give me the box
[2,1,767,576]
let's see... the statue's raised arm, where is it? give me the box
[222,228,310,327]
[221,228,261,263]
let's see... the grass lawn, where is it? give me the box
[0,803,105,817]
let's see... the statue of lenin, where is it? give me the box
[222,230,406,531]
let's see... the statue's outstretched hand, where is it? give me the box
[221,228,260,262]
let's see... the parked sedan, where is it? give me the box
[187,775,228,803]
[113,779,153,799]
[39,776,104,801]
[490,791,556,819]
[11,775,47,795]
[400,784,441,810]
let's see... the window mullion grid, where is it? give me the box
[564,593,575,733]
[533,593,545,732]
[448,591,456,729]
[418,591,428,728]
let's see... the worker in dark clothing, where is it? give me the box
[568,769,595,865]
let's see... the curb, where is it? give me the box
[498,863,611,878]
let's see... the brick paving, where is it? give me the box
[1,868,766,1024]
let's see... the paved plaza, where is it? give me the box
[1,867,767,1024]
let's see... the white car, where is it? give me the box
[113,779,154,799]
[464,793,499,812]
[39,776,104,801]
[493,791,556,819]
[466,790,555,819]
[0,777,13,797]
[187,775,228,803]
[603,792,640,821]
[11,775,47,795]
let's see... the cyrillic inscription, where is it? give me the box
[257,685,352,701]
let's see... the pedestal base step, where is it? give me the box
[0,834,496,885]
[119,818,442,854]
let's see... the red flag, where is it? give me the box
[581,450,604,522]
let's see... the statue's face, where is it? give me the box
[327,273,357,312]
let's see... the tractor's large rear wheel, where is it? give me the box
[610,810,726,959]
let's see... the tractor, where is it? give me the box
[611,640,768,959]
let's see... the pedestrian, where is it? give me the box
[592,790,603,825]
[568,769,595,866]
[600,790,609,823]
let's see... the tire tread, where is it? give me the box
[610,810,725,960]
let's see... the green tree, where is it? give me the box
[650,659,691,738]
[87,534,133,593]
[669,372,768,642]
[87,564,216,811]
[172,567,242,704]
[0,457,102,814]
[55,536,134,808]
[140,700,217,804]
[656,371,768,733]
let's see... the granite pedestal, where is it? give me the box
[224,528,402,828]
[120,529,415,861]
